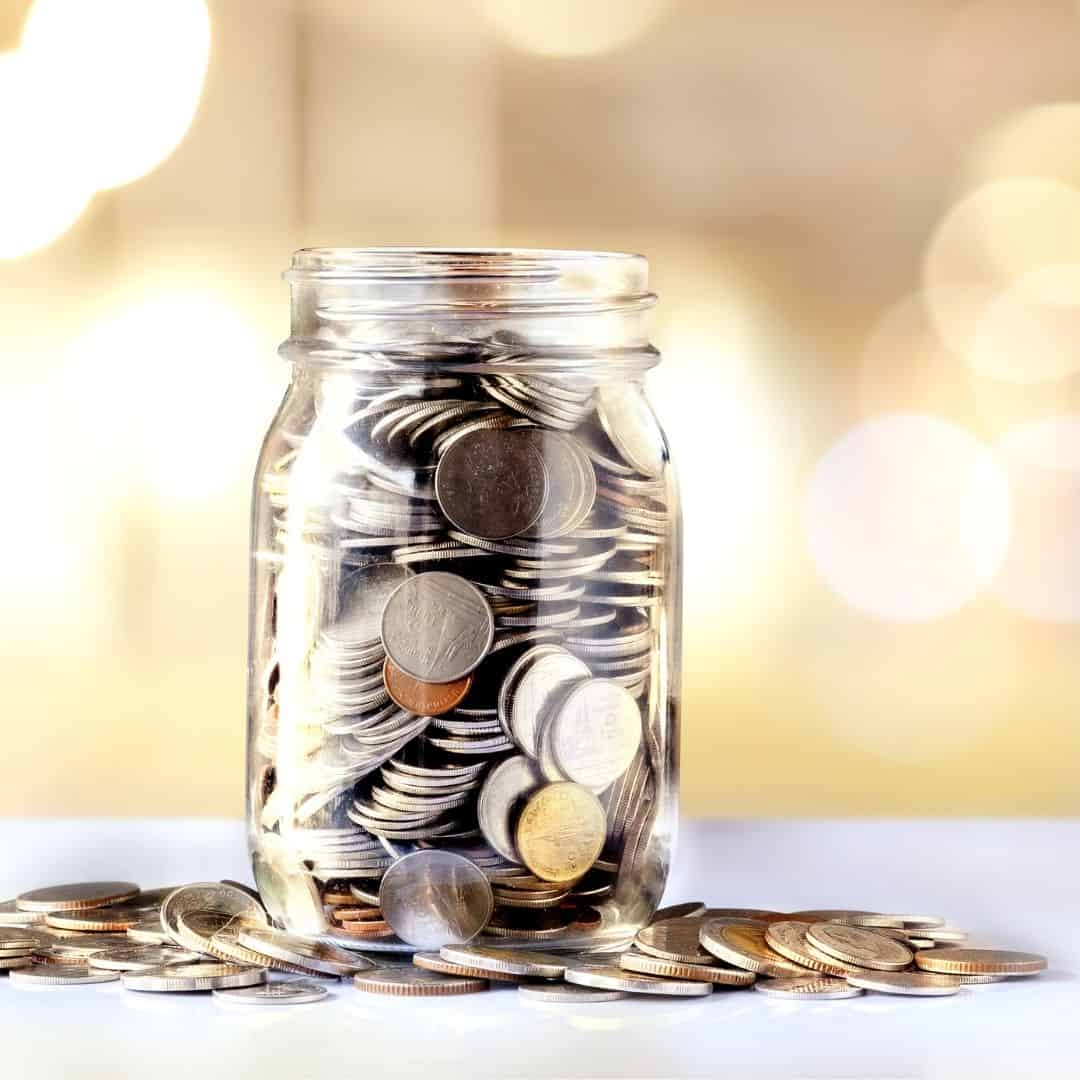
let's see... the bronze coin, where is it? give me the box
[383,658,473,716]
[46,907,144,932]
[16,882,140,913]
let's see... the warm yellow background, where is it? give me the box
[2,1,1079,817]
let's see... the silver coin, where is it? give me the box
[160,883,268,946]
[521,430,596,538]
[755,977,864,1000]
[596,384,665,478]
[547,678,642,792]
[353,966,489,996]
[0,929,38,951]
[846,971,962,997]
[501,645,590,757]
[213,979,330,1005]
[564,963,712,997]
[439,944,566,978]
[518,982,627,1003]
[379,851,494,949]
[237,928,373,976]
[381,572,494,683]
[0,901,46,926]
[0,955,34,970]
[87,945,202,972]
[10,964,120,985]
[122,961,267,993]
[477,755,544,863]
[435,428,549,540]
[328,562,413,646]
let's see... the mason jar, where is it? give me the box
[247,248,680,954]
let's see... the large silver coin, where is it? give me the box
[10,964,120,985]
[846,971,962,997]
[435,428,548,540]
[237,928,372,976]
[88,945,202,972]
[122,961,266,993]
[564,963,713,997]
[502,646,590,758]
[439,944,566,979]
[213,979,329,1005]
[379,851,494,950]
[381,572,494,683]
[547,678,642,791]
[159,883,268,946]
[518,982,627,1003]
[522,430,595,538]
[596,384,665,478]
[329,562,412,646]
[477,755,544,863]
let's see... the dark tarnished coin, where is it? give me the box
[353,967,488,996]
[379,851,494,949]
[16,882,140,913]
[383,658,473,716]
[381,572,494,683]
[435,428,548,540]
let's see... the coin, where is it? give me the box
[383,658,473,716]
[518,983,627,1003]
[755,977,863,1000]
[914,949,1048,976]
[413,951,529,983]
[213,979,330,1005]
[237,928,371,976]
[699,921,811,979]
[438,944,566,979]
[652,902,706,921]
[0,901,46,926]
[477,755,544,863]
[619,950,755,986]
[515,783,606,885]
[840,913,946,930]
[87,945,202,972]
[329,562,413,647]
[353,967,489,996]
[159,883,268,946]
[0,955,35,970]
[546,678,641,792]
[635,917,716,965]
[435,428,548,540]
[10,964,120,985]
[46,907,144,932]
[0,930,38,951]
[381,572,494,683]
[500,645,590,757]
[379,851,494,949]
[847,971,963,996]
[15,882,140,913]
[596,384,665,478]
[765,921,862,978]
[564,964,713,997]
[806,922,914,971]
[122,961,267,992]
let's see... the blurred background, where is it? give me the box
[2,0,1079,819]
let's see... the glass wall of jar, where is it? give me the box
[247,249,680,954]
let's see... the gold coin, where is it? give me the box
[698,921,811,978]
[765,922,863,978]
[634,917,716,965]
[353,967,488,996]
[16,882,140,913]
[413,952,528,983]
[806,922,913,972]
[755,976,863,1000]
[515,783,606,885]
[46,907,144,932]
[914,949,1047,976]
[619,950,755,986]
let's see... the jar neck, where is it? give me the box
[280,248,659,375]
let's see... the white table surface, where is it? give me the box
[0,818,1075,1080]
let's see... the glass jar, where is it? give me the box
[247,248,680,953]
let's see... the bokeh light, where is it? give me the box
[806,415,1011,621]
[21,0,211,192]
[968,103,1080,190]
[993,416,1080,622]
[0,52,92,259]
[477,0,670,57]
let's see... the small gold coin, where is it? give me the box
[634,917,716,965]
[806,922,913,971]
[755,976,863,1000]
[765,922,862,978]
[699,921,810,978]
[16,882,140,914]
[353,967,488,996]
[915,949,1047,976]
[413,952,528,983]
[515,783,606,885]
[619,950,755,986]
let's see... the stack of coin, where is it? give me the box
[251,358,674,947]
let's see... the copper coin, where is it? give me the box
[46,907,144,932]
[915,948,1047,976]
[383,658,473,716]
[330,907,382,923]
[413,952,528,984]
[16,882,140,913]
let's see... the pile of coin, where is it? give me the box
[0,880,1048,1006]
[252,359,674,945]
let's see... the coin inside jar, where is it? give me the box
[383,657,473,716]
[515,783,606,884]
[435,428,549,540]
